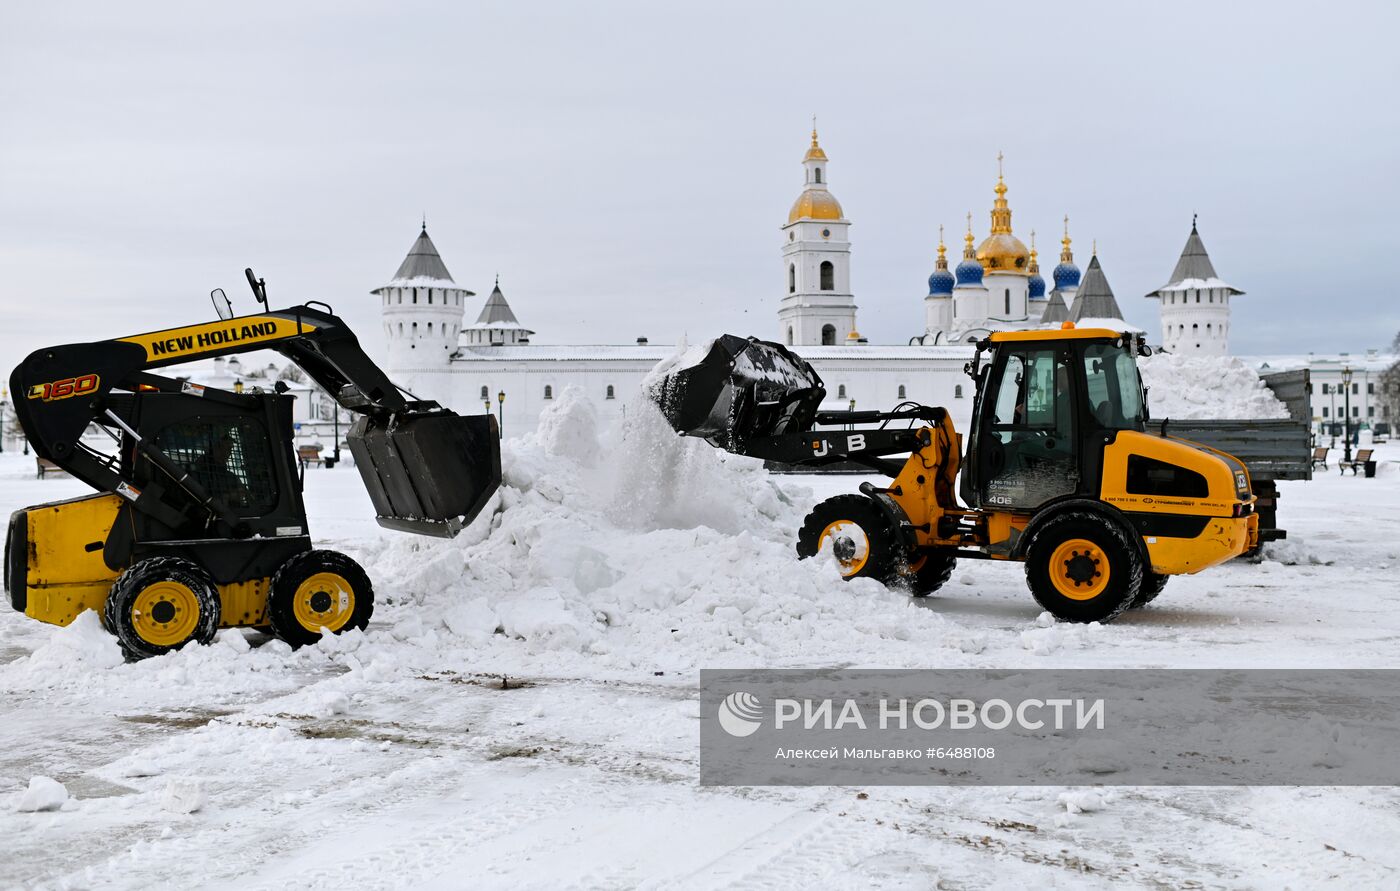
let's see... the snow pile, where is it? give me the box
[18,610,125,676]
[15,776,68,813]
[1139,353,1290,420]
[365,384,964,673]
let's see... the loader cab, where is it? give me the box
[961,331,1146,511]
[120,390,307,544]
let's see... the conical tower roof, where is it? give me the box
[382,224,461,288]
[1040,290,1071,324]
[1069,255,1126,322]
[1145,219,1242,297]
[474,280,522,326]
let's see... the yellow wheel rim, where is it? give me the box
[820,521,870,578]
[131,581,201,647]
[1049,538,1111,601]
[292,572,356,633]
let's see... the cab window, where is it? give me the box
[1083,344,1145,430]
[153,417,278,511]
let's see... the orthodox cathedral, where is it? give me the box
[375,129,1247,436]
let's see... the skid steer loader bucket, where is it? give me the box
[650,335,825,452]
[347,406,501,538]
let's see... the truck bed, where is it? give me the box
[1152,417,1313,482]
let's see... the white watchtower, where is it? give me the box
[375,224,473,372]
[1146,218,1243,356]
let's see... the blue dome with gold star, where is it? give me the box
[1052,223,1080,290]
[928,267,954,296]
[1028,271,1046,299]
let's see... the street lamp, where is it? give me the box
[1342,366,1353,463]
[1328,383,1337,447]
[497,390,506,439]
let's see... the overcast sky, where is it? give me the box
[3,1,1397,367]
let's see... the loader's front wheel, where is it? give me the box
[797,495,902,584]
[104,558,222,661]
[1024,510,1143,624]
[268,550,374,647]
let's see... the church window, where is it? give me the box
[412,288,418,304]
[1323,407,1329,417]
[480,385,488,399]
[955,384,964,399]
[606,385,616,400]
[544,385,553,400]
[837,384,846,399]
[397,291,402,304]
[821,324,836,345]
[814,168,822,184]
[1004,289,1011,314]
[1208,291,1213,303]
[898,385,906,399]
[427,322,433,334]
[789,264,796,293]
[411,322,418,339]
[398,322,403,335]
[1195,291,1200,303]
[428,290,433,305]
[786,326,794,345]
[820,261,834,291]
[1205,323,1211,334]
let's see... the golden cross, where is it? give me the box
[966,211,973,233]
[997,151,1004,178]
[1063,214,1070,237]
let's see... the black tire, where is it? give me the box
[103,557,221,661]
[905,551,957,598]
[796,494,902,584]
[1023,510,1143,623]
[267,549,373,647]
[1129,571,1169,609]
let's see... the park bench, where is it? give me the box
[1339,449,1374,476]
[1310,446,1329,470]
[36,457,66,478]
[297,445,323,469]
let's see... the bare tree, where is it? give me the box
[1382,331,1400,430]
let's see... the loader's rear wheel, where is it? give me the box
[1129,571,1170,609]
[104,558,221,661]
[268,550,373,647]
[1024,510,1142,623]
[796,495,901,583]
[905,551,957,598]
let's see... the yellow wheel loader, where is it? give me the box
[652,325,1258,623]
[5,270,500,659]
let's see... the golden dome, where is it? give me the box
[789,189,843,223]
[975,157,1029,275]
[977,233,1030,275]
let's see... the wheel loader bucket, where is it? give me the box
[649,335,825,452]
[347,406,501,538]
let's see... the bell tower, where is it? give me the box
[777,124,857,347]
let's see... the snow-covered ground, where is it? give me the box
[2,390,1399,889]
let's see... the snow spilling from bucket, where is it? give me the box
[1138,353,1289,420]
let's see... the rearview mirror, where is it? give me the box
[210,288,233,321]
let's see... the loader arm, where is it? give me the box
[12,303,500,540]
